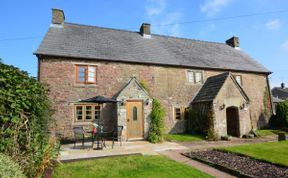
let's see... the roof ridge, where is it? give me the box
[64,22,225,45]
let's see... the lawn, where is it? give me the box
[255,129,285,137]
[218,141,288,167]
[163,133,205,142]
[53,155,213,178]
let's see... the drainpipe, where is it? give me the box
[266,75,274,115]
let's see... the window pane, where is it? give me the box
[133,106,137,120]
[87,66,96,82]
[86,106,92,120]
[188,71,194,83]
[235,76,242,85]
[195,72,202,83]
[76,106,83,121]
[95,105,100,120]
[77,66,86,82]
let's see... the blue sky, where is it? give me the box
[1,0,288,87]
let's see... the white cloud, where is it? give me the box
[145,0,182,36]
[265,19,282,30]
[145,0,166,17]
[200,0,232,16]
[282,40,288,50]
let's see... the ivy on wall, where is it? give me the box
[263,86,271,117]
[148,99,165,143]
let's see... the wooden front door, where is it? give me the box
[126,101,144,139]
[226,107,240,137]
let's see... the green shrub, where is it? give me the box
[0,153,25,178]
[0,62,59,177]
[274,101,288,127]
[148,99,165,143]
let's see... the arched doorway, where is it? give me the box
[226,107,240,137]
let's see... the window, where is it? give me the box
[174,107,189,120]
[187,70,203,84]
[234,75,242,86]
[133,106,138,120]
[175,108,181,120]
[76,106,83,121]
[74,104,101,122]
[76,65,97,84]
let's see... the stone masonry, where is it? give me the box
[38,57,272,139]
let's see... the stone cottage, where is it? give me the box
[35,9,273,140]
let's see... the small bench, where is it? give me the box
[278,132,288,141]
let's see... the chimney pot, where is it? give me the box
[226,36,239,48]
[140,23,151,38]
[52,8,65,25]
[281,82,285,89]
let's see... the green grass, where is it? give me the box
[218,141,288,167]
[255,129,285,137]
[53,155,212,178]
[163,133,205,142]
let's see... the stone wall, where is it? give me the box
[213,77,251,138]
[38,57,272,139]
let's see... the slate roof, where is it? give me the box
[192,72,249,103]
[272,96,284,103]
[272,87,288,100]
[35,22,270,74]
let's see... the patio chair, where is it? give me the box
[73,126,85,149]
[112,126,123,148]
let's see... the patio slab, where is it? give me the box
[60,140,187,161]
[60,135,277,161]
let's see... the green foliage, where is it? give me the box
[148,99,165,143]
[188,105,212,138]
[0,153,26,178]
[0,63,59,177]
[188,108,202,133]
[139,80,150,93]
[263,87,271,117]
[273,101,288,127]
[207,106,218,141]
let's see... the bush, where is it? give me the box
[271,101,288,128]
[0,62,59,177]
[148,99,165,143]
[0,153,25,178]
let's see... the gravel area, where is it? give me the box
[185,150,288,178]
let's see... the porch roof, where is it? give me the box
[79,95,118,103]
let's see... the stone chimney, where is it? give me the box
[140,23,151,38]
[281,82,285,89]
[52,8,65,25]
[226,36,239,48]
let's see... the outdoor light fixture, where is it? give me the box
[240,103,247,110]
[120,99,126,106]
[219,104,225,110]
[145,99,150,105]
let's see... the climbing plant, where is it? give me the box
[148,99,165,143]
[263,87,271,117]
[0,62,59,177]
[139,79,150,93]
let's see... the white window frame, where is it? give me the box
[187,70,203,84]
